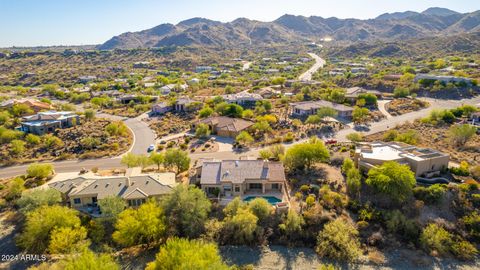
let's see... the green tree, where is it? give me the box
[247,198,272,222]
[149,152,165,170]
[113,200,166,247]
[161,185,211,238]
[420,223,453,255]
[341,158,354,174]
[163,148,190,174]
[17,188,62,213]
[195,123,211,138]
[252,121,272,134]
[284,137,330,171]
[146,238,229,270]
[105,122,128,137]
[346,132,363,142]
[366,161,416,202]
[43,134,64,148]
[316,219,361,261]
[393,87,410,98]
[84,109,96,121]
[10,139,26,155]
[352,106,370,124]
[357,93,378,106]
[81,137,100,150]
[235,131,254,146]
[63,249,119,270]
[48,226,89,254]
[121,152,139,168]
[5,177,25,201]
[26,163,54,179]
[224,208,259,244]
[448,124,477,146]
[25,133,41,145]
[137,154,152,169]
[11,103,33,117]
[215,103,243,118]
[198,106,214,118]
[346,168,361,198]
[17,205,81,253]
[242,109,255,119]
[223,197,246,217]
[98,196,126,219]
[279,210,305,239]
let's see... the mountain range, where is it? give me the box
[98,7,480,50]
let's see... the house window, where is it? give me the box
[73,198,81,204]
[272,183,279,190]
[223,185,232,192]
[128,199,145,207]
[234,186,240,192]
[249,183,262,190]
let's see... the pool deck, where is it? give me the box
[218,191,288,207]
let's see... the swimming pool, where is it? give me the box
[243,196,282,205]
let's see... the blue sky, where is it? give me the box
[1,0,479,47]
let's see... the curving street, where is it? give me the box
[298,53,325,81]
[0,113,156,178]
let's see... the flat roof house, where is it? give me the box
[290,100,354,119]
[152,97,195,115]
[354,142,449,177]
[414,74,473,84]
[192,116,254,138]
[221,91,263,107]
[199,160,287,200]
[21,111,80,135]
[49,173,176,213]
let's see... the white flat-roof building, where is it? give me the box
[354,142,449,177]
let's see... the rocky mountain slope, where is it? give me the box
[98,7,480,50]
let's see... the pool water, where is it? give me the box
[243,196,282,205]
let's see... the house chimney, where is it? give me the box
[125,177,131,187]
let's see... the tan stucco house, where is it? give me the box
[49,173,176,209]
[199,160,286,197]
[354,142,449,177]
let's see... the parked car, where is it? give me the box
[147,144,155,152]
[324,139,337,144]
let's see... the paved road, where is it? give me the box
[298,53,325,81]
[0,113,156,178]
[377,100,393,119]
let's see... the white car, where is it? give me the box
[147,144,155,152]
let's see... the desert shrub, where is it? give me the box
[384,210,420,242]
[413,184,447,204]
[451,240,478,260]
[27,164,53,179]
[420,223,453,256]
[461,212,480,240]
[316,218,362,261]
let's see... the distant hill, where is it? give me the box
[327,32,480,58]
[98,7,480,50]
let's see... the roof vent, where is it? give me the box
[235,161,239,167]
[105,183,109,188]
[94,185,98,189]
